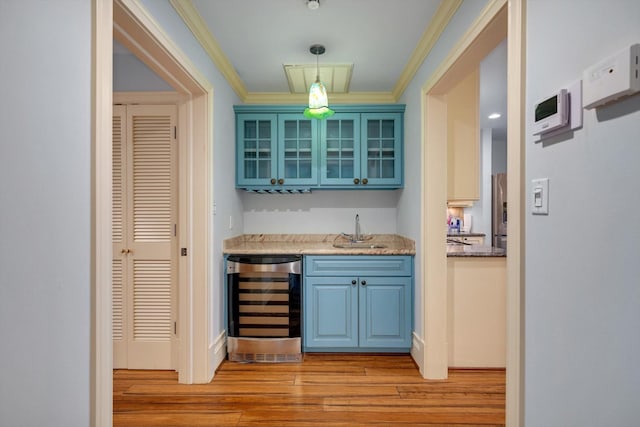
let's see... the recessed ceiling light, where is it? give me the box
[307,0,320,10]
[488,113,501,119]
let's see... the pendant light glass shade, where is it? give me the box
[304,78,334,119]
[304,44,334,119]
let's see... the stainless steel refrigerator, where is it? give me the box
[492,173,507,249]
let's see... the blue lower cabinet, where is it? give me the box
[304,277,358,348]
[303,256,413,352]
[359,276,411,348]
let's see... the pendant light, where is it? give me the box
[304,44,335,119]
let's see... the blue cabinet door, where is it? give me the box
[358,276,412,348]
[360,113,403,187]
[319,113,361,186]
[304,276,358,348]
[277,114,319,186]
[236,113,278,187]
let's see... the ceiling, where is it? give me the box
[115,0,507,134]
[188,0,443,95]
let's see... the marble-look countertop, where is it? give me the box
[447,244,506,257]
[223,234,416,255]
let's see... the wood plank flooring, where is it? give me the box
[114,354,505,427]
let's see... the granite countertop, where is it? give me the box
[446,231,486,237]
[223,234,416,256]
[447,244,506,257]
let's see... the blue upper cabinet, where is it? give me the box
[236,113,278,187]
[320,113,361,186]
[361,113,403,187]
[235,105,404,191]
[236,111,319,190]
[278,114,319,186]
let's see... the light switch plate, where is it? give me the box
[531,178,549,215]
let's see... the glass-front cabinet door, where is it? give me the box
[361,113,402,187]
[320,112,402,188]
[278,114,319,186]
[320,113,360,186]
[236,113,277,187]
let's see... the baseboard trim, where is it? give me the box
[410,332,425,376]
[209,330,227,380]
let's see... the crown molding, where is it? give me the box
[169,0,247,99]
[171,0,456,105]
[328,92,397,104]
[393,0,463,100]
[242,91,396,105]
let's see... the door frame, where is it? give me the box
[419,0,524,425]
[93,0,213,425]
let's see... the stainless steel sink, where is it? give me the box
[332,242,388,249]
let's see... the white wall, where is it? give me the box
[526,1,640,425]
[469,131,507,238]
[491,138,507,174]
[469,128,494,237]
[0,1,91,425]
[113,46,174,91]
[398,0,490,337]
[470,37,508,239]
[242,191,398,234]
[140,0,242,348]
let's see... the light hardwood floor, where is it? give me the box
[114,353,505,426]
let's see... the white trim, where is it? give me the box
[422,93,450,379]
[113,91,183,104]
[393,0,463,100]
[410,332,425,374]
[169,0,246,100]
[113,94,183,371]
[95,3,214,420]
[242,91,397,105]
[113,0,209,94]
[419,0,524,424]
[185,91,213,383]
[506,1,526,424]
[93,0,113,425]
[209,330,227,377]
[176,99,193,382]
[422,0,508,95]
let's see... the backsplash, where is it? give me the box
[447,206,465,232]
[242,190,399,235]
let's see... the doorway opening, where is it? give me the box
[419,0,524,425]
[112,99,179,371]
[94,0,214,424]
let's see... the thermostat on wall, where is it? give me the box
[533,89,569,135]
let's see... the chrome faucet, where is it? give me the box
[354,214,362,242]
[339,214,364,243]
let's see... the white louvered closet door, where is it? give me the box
[112,105,127,368]
[113,104,177,370]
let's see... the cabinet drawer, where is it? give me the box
[305,255,412,277]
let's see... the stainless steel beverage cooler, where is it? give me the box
[226,255,302,362]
